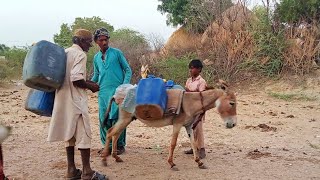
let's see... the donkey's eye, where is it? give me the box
[229,101,235,106]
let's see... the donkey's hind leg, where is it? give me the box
[168,123,183,170]
[100,111,131,165]
[110,110,133,163]
[111,132,123,162]
[100,127,113,166]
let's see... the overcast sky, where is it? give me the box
[0,0,263,47]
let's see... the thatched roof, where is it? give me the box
[201,4,257,45]
[162,27,201,55]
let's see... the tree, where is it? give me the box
[158,0,233,33]
[249,5,287,77]
[53,24,72,48]
[111,28,149,49]
[110,28,150,61]
[146,33,165,52]
[53,16,114,48]
[53,17,151,81]
[109,28,150,82]
[0,44,10,55]
[71,16,114,33]
[277,0,320,24]
[157,0,189,27]
[53,16,115,77]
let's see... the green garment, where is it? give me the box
[91,47,132,147]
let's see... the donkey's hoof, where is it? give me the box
[171,166,179,171]
[115,158,124,162]
[198,164,207,169]
[101,160,108,166]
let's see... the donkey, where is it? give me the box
[100,81,237,170]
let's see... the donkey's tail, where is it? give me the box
[103,97,115,128]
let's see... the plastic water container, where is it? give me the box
[135,78,167,120]
[25,89,55,117]
[165,80,175,89]
[172,85,185,90]
[23,40,66,92]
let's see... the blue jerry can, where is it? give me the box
[23,40,66,92]
[165,80,175,89]
[25,89,55,117]
[135,78,167,120]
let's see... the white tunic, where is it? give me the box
[48,44,91,142]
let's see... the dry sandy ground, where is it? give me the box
[1,75,320,180]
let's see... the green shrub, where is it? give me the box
[0,47,28,80]
[153,53,215,86]
[251,6,287,77]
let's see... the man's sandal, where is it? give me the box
[89,171,108,180]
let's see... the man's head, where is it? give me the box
[94,28,110,52]
[72,29,93,52]
[188,59,203,77]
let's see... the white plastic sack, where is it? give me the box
[121,86,137,113]
[113,84,135,100]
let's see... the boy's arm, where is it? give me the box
[198,79,207,92]
[185,79,191,92]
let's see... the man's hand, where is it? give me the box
[86,81,100,93]
[73,80,99,93]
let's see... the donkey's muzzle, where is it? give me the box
[225,117,237,129]
[226,122,236,129]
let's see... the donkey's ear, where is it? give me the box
[217,79,229,91]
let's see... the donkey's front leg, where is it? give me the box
[168,124,182,170]
[185,125,206,169]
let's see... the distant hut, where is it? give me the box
[161,27,201,56]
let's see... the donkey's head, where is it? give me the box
[215,80,237,128]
